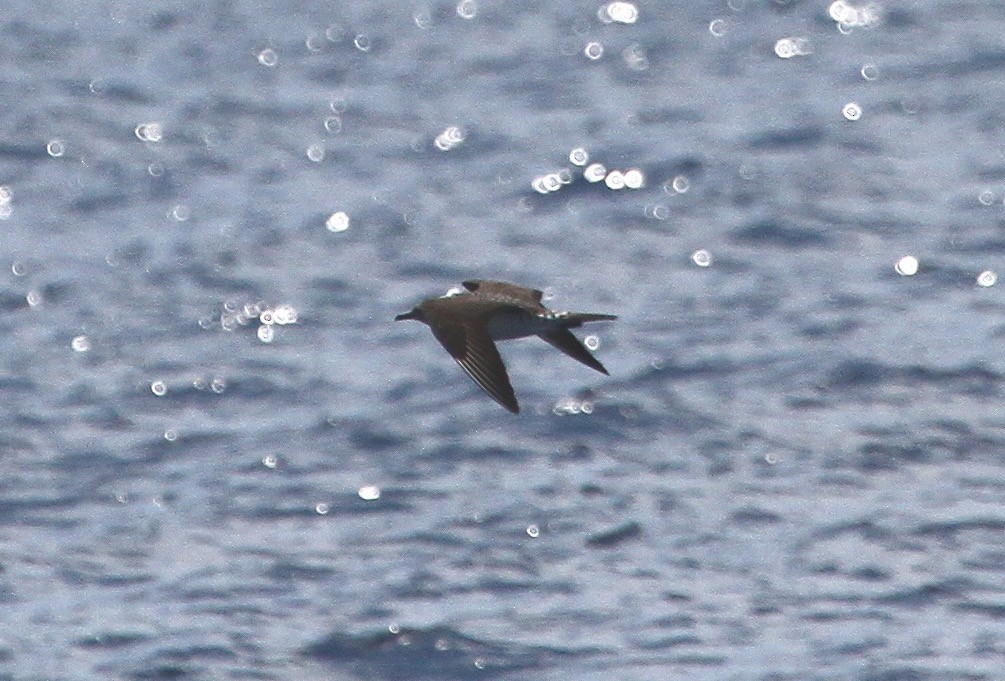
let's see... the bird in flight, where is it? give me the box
[395,280,616,413]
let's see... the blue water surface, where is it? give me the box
[1,1,1004,679]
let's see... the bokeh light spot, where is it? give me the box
[257,48,278,66]
[359,485,381,500]
[306,144,325,162]
[691,249,712,267]
[601,2,638,24]
[135,122,163,142]
[326,211,350,232]
[895,255,919,276]
[604,170,626,190]
[324,116,342,134]
[353,34,372,52]
[623,168,645,189]
[434,125,466,151]
[584,163,607,182]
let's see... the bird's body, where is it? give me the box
[395,280,616,413]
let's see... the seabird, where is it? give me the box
[395,280,616,413]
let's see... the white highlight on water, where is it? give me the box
[413,8,433,29]
[604,170,626,190]
[434,125,465,151]
[553,396,594,415]
[774,38,812,59]
[649,204,669,220]
[353,34,371,52]
[329,97,348,114]
[324,116,342,134]
[305,34,323,53]
[257,49,278,66]
[135,122,163,142]
[842,102,862,121]
[306,144,325,162]
[600,2,638,24]
[977,271,997,287]
[691,249,712,267]
[273,305,298,325]
[669,175,690,193]
[829,1,882,30]
[895,255,919,276]
[584,163,607,182]
[622,43,648,70]
[623,168,645,189]
[0,185,12,220]
[326,211,350,232]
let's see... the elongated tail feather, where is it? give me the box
[561,312,617,328]
[538,329,610,375]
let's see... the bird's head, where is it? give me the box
[394,306,425,323]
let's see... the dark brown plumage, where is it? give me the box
[395,280,616,413]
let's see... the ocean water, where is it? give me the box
[1,0,1004,679]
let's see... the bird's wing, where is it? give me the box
[429,319,520,413]
[538,329,609,375]
[462,280,544,305]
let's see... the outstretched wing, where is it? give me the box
[463,280,544,307]
[428,320,520,413]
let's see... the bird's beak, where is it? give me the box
[395,311,415,321]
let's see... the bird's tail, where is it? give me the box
[563,312,617,327]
